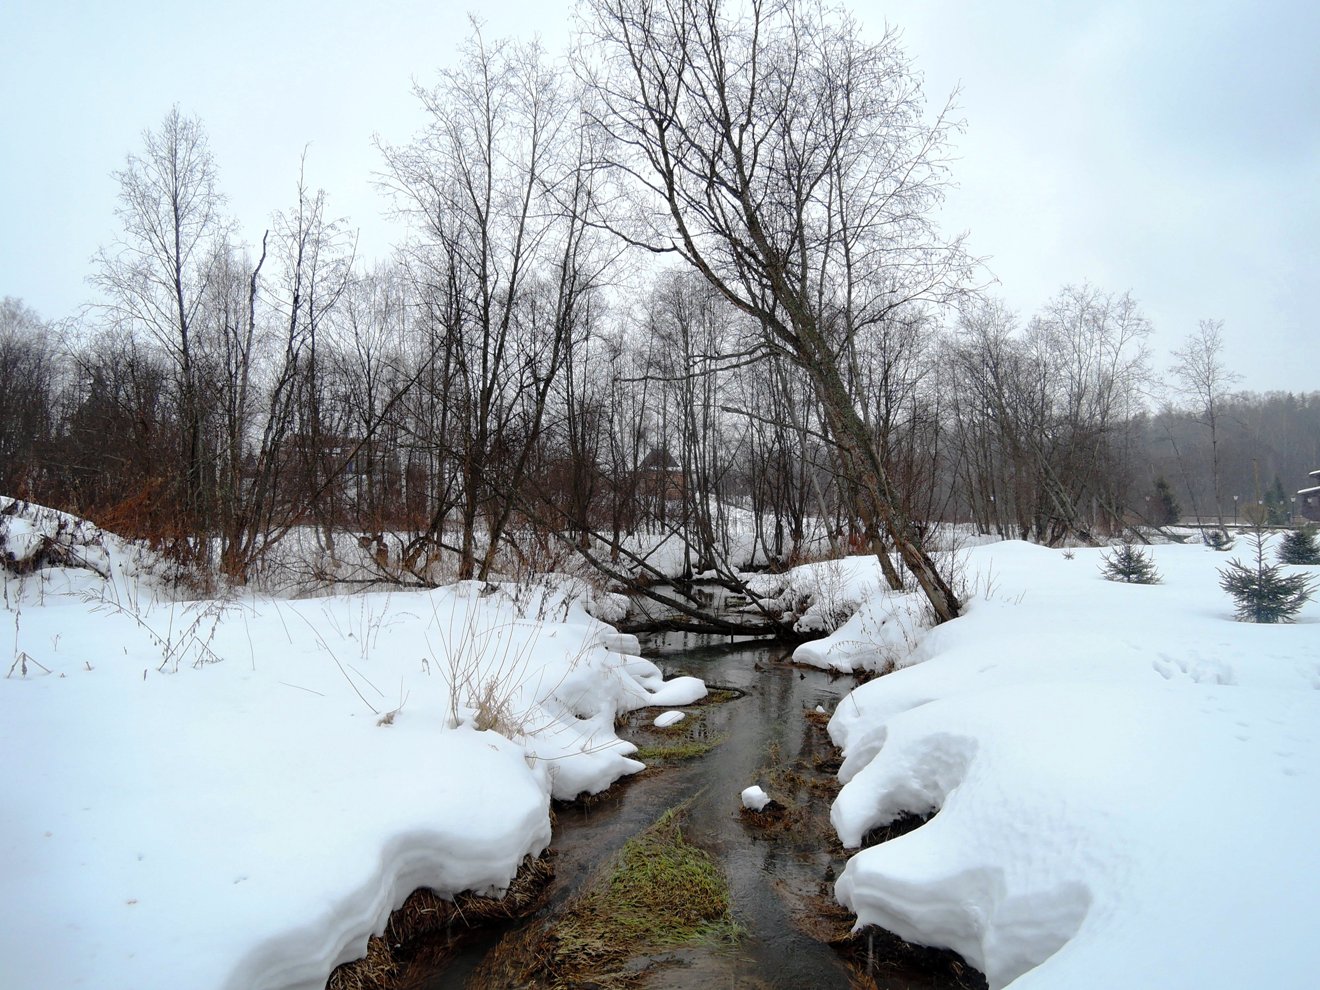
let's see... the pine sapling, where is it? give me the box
[1099,544,1161,584]
[1277,526,1320,566]
[1218,532,1316,623]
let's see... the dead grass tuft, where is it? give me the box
[468,802,737,990]
[325,852,554,990]
[839,924,988,990]
[803,707,832,728]
[857,811,933,851]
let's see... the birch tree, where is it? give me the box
[91,106,227,555]
[381,26,603,580]
[1171,319,1240,533]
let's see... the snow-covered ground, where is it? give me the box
[807,539,1320,989]
[8,498,1318,990]
[0,501,704,990]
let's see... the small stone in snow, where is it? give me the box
[741,785,771,811]
[654,710,685,728]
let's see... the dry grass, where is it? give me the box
[325,852,554,990]
[803,706,832,728]
[468,802,738,990]
[856,810,932,851]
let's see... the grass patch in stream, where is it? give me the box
[634,733,724,763]
[629,686,742,766]
[470,801,739,989]
[559,802,739,950]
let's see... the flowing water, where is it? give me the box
[408,632,977,988]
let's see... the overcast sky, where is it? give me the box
[3,0,1316,394]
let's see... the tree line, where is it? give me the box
[2,0,1315,622]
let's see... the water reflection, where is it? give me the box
[416,632,856,988]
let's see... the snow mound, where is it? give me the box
[0,496,188,603]
[745,555,888,633]
[741,785,771,811]
[792,589,928,672]
[814,540,1320,989]
[654,710,685,727]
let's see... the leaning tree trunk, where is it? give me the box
[796,322,960,623]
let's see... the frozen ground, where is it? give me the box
[7,499,1317,990]
[807,539,1320,989]
[0,501,704,990]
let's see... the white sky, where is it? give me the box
[3,0,1317,394]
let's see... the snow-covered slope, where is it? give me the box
[820,539,1320,989]
[0,502,704,990]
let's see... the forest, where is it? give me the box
[0,0,1315,623]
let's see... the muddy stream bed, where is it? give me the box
[385,632,984,990]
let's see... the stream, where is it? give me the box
[402,632,980,989]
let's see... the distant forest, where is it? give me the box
[1144,392,1319,525]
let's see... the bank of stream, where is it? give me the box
[386,632,984,989]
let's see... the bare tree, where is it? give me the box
[0,298,56,495]
[334,263,412,529]
[578,0,972,620]
[381,25,603,581]
[1170,319,1241,532]
[950,286,1151,544]
[52,329,176,530]
[91,107,230,558]
[644,271,741,575]
[274,164,356,557]
[196,234,269,575]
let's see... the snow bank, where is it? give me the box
[0,502,704,990]
[745,554,889,634]
[816,540,1320,989]
[791,588,929,672]
[0,496,188,603]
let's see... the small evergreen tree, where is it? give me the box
[1100,544,1162,584]
[1277,526,1320,566]
[1152,476,1180,526]
[1263,475,1290,526]
[1219,532,1316,623]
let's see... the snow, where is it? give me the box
[654,710,686,727]
[745,554,889,633]
[741,785,771,811]
[0,501,705,990]
[9,495,1319,990]
[810,539,1320,989]
[792,588,929,672]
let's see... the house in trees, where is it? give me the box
[1299,469,1320,523]
[638,448,686,502]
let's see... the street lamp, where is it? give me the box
[1233,494,1239,526]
